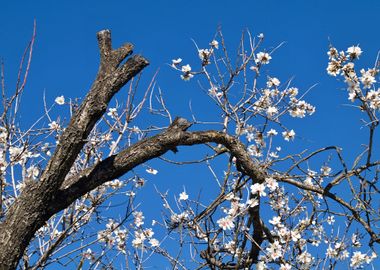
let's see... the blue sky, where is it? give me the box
[1,0,380,268]
[1,0,379,153]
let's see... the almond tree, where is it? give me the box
[0,27,379,269]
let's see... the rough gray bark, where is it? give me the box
[0,30,266,269]
[0,30,149,270]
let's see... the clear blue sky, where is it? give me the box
[1,0,379,153]
[1,0,380,268]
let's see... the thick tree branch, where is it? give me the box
[0,29,148,270]
[51,120,266,218]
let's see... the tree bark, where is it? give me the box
[0,30,148,270]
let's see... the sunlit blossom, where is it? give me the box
[280,263,292,270]
[217,216,235,230]
[346,45,362,59]
[181,64,191,73]
[266,240,283,260]
[55,95,65,105]
[210,40,219,49]
[146,168,158,175]
[269,216,281,226]
[107,108,118,118]
[149,238,159,247]
[133,211,145,227]
[250,183,267,196]
[266,106,278,117]
[360,68,376,88]
[265,177,278,191]
[48,121,60,130]
[326,215,335,225]
[282,129,296,141]
[256,52,272,64]
[171,58,182,67]
[83,248,94,260]
[267,77,280,88]
[267,129,278,136]
[179,191,189,201]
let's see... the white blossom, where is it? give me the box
[267,77,280,88]
[282,130,296,141]
[326,215,335,225]
[181,64,191,73]
[48,121,60,130]
[208,86,223,98]
[280,263,292,270]
[256,52,272,64]
[55,95,65,105]
[179,191,189,201]
[327,60,341,76]
[350,251,366,269]
[269,216,282,226]
[360,68,376,88]
[107,108,118,118]
[267,129,278,136]
[83,248,94,260]
[133,211,145,227]
[297,251,313,268]
[265,177,278,191]
[149,238,159,247]
[146,168,158,175]
[287,87,299,97]
[217,216,235,230]
[210,40,219,49]
[289,100,315,118]
[266,106,278,117]
[250,183,267,196]
[266,240,283,260]
[171,58,182,67]
[366,89,380,110]
[198,49,211,61]
[346,45,362,59]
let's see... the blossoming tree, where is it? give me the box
[0,27,379,269]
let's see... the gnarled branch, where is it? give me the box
[0,29,148,270]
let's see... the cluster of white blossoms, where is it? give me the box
[170,211,190,225]
[327,45,380,111]
[133,211,145,226]
[179,64,193,81]
[8,145,39,165]
[97,219,128,253]
[103,179,124,189]
[366,88,380,110]
[289,100,315,118]
[325,242,349,261]
[216,177,281,233]
[96,211,159,253]
[217,193,258,231]
[171,39,219,81]
[131,227,159,249]
[349,251,377,269]
[252,77,315,121]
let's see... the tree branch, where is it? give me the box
[0,29,148,270]
[52,120,266,218]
